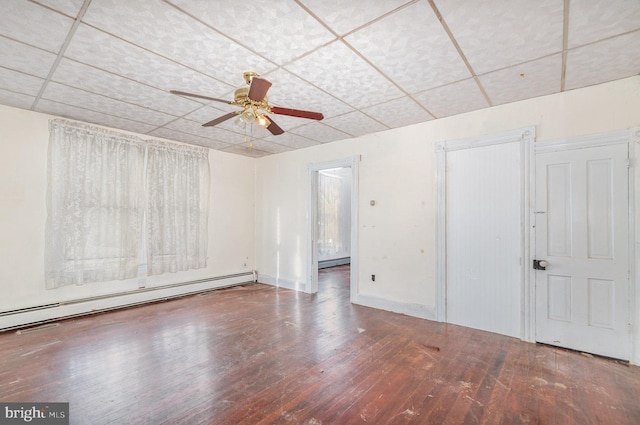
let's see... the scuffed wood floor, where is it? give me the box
[1,265,639,424]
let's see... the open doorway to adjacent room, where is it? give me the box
[307,157,359,300]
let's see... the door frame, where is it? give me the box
[306,156,359,301]
[435,127,535,340]
[532,128,638,362]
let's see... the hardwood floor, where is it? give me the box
[1,265,639,424]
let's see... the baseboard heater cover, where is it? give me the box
[0,271,256,332]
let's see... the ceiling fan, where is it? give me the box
[171,72,324,136]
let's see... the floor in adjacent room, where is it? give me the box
[1,265,639,424]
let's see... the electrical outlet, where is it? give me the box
[371,274,375,282]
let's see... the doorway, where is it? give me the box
[307,157,359,299]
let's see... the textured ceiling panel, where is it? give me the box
[437,0,564,74]
[35,0,85,17]
[299,0,412,36]
[0,0,636,157]
[83,0,276,84]
[35,99,158,134]
[568,0,640,48]
[0,37,58,78]
[565,31,640,91]
[0,67,44,96]
[288,121,352,144]
[261,132,320,149]
[413,78,489,118]
[42,82,177,127]
[148,127,234,151]
[285,41,405,109]
[0,89,35,110]
[345,1,470,93]
[244,139,293,154]
[168,0,335,65]
[65,25,235,97]
[479,54,562,106]
[361,96,433,128]
[260,69,354,119]
[51,59,203,116]
[323,111,388,137]
[2,0,73,52]
[164,118,247,145]
[221,144,270,158]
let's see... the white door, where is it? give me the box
[446,141,522,337]
[535,143,630,360]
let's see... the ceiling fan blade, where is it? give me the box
[266,117,284,135]
[270,106,324,121]
[202,112,238,127]
[170,90,233,105]
[247,77,272,101]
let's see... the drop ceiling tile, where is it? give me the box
[261,132,320,149]
[184,105,240,127]
[168,0,335,65]
[35,99,157,134]
[82,0,276,83]
[0,89,35,110]
[0,68,45,96]
[148,127,233,150]
[413,78,489,118]
[64,24,234,96]
[285,41,404,109]
[41,82,177,126]
[299,0,411,35]
[221,144,270,158]
[565,31,640,91]
[261,69,354,118]
[0,37,58,78]
[245,139,293,154]
[34,0,85,17]
[1,0,73,52]
[51,59,202,116]
[288,122,351,144]
[164,118,247,145]
[436,0,564,74]
[323,111,388,137]
[479,54,562,106]
[345,1,470,93]
[361,96,433,128]
[568,0,640,48]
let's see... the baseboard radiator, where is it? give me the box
[318,257,351,269]
[0,271,256,332]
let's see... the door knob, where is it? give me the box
[533,259,549,270]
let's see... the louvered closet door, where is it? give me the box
[535,143,630,360]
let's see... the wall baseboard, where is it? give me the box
[352,293,437,321]
[0,272,255,331]
[258,274,308,292]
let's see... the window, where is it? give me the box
[45,120,209,289]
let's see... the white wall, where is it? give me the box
[255,76,640,361]
[0,105,256,324]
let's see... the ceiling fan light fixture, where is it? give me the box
[257,114,271,129]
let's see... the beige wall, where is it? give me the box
[255,76,640,362]
[0,105,256,314]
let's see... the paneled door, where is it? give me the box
[535,143,630,360]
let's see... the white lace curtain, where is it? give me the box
[45,120,209,289]
[317,169,351,261]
